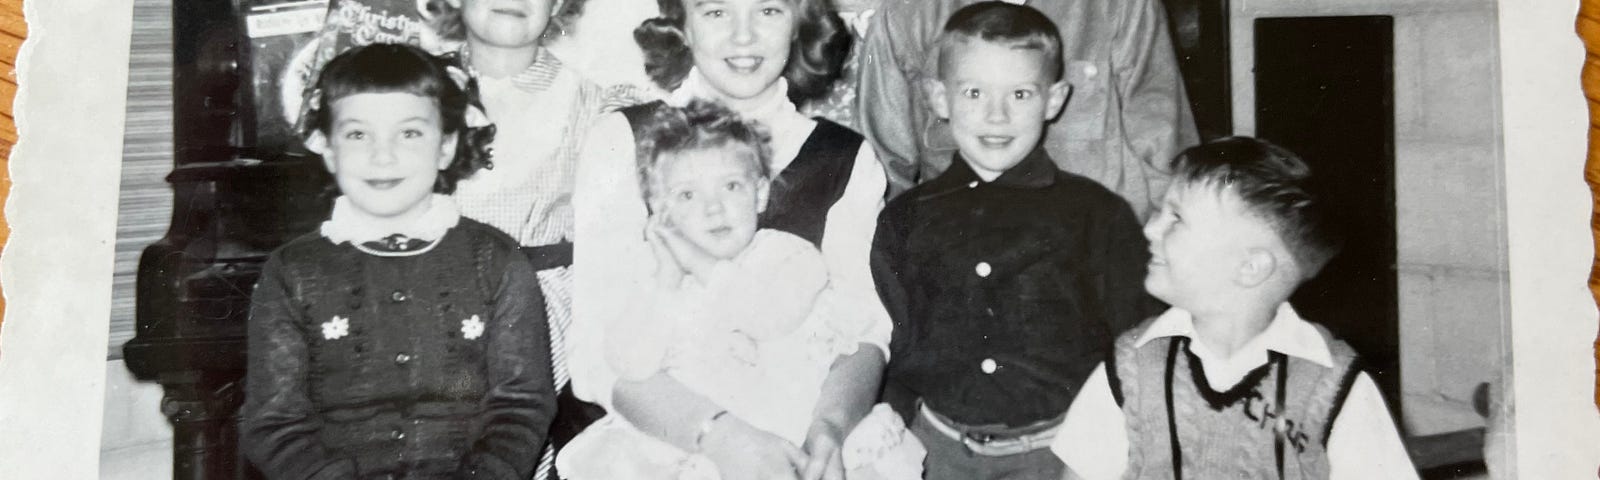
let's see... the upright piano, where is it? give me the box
[121,1,335,478]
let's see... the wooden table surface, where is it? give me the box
[0,0,20,335]
[1581,0,1600,411]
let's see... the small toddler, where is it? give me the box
[558,100,923,480]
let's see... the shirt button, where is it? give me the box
[1084,63,1099,78]
[980,358,998,374]
[975,262,992,278]
[985,307,996,317]
[967,180,980,189]
[391,290,408,302]
[394,353,412,365]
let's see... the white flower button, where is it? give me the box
[322,315,350,340]
[461,315,485,340]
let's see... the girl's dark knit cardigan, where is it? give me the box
[239,218,555,480]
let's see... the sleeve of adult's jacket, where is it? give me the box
[238,255,360,480]
[855,0,926,196]
[1111,0,1200,215]
[458,253,556,479]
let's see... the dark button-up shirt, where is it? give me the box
[240,219,554,480]
[856,0,1199,219]
[874,149,1158,427]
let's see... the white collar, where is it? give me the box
[667,67,802,127]
[319,194,462,246]
[1135,303,1334,386]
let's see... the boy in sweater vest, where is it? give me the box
[1049,137,1419,479]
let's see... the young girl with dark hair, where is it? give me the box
[239,43,555,480]
[569,0,895,479]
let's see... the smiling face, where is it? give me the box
[1142,181,1274,311]
[928,38,1069,180]
[653,145,770,260]
[310,92,457,225]
[681,0,795,103]
[453,0,554,49]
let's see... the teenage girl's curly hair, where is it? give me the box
[300,43,496,195]
[636,100,773,210]
[634,0,850,102]
[424,0,590,43]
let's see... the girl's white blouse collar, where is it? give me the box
[668,68,806,129]
[320,194,462,246]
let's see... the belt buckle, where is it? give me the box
[962,431,1001,451]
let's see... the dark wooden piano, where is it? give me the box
[121,1,333,478]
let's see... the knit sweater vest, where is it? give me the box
[1109,319,1363,480]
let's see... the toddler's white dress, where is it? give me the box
[557,230,924,480]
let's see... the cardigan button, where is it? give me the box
[395,353,412,365]
[974,262,992,278]
[391,290,408,302]
[980,358,998,374]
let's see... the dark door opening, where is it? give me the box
[1254,16,1400,416]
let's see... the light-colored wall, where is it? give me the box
[1229,0,1505,436]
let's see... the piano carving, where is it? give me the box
[122,1,334,478]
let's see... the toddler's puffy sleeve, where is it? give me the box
[603,286,678,382]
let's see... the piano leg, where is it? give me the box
[157,372,253,480]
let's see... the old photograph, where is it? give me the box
[95,0,1514,478]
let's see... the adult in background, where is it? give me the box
[856,0,1198,218]
[567,0,896,478]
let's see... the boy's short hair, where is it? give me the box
[935,1,1064,81]
[1170,136,1343,279]
[636,100,773,206]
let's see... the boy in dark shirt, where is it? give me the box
[871,2,1155,479]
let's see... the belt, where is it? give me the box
[520,241,573,271]
[917,403,1062,457]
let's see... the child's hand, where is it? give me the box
[646,215,684,289]
[651,214,720,279]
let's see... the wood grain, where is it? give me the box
[0,0,21,334]
[1581,0,1600,411]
